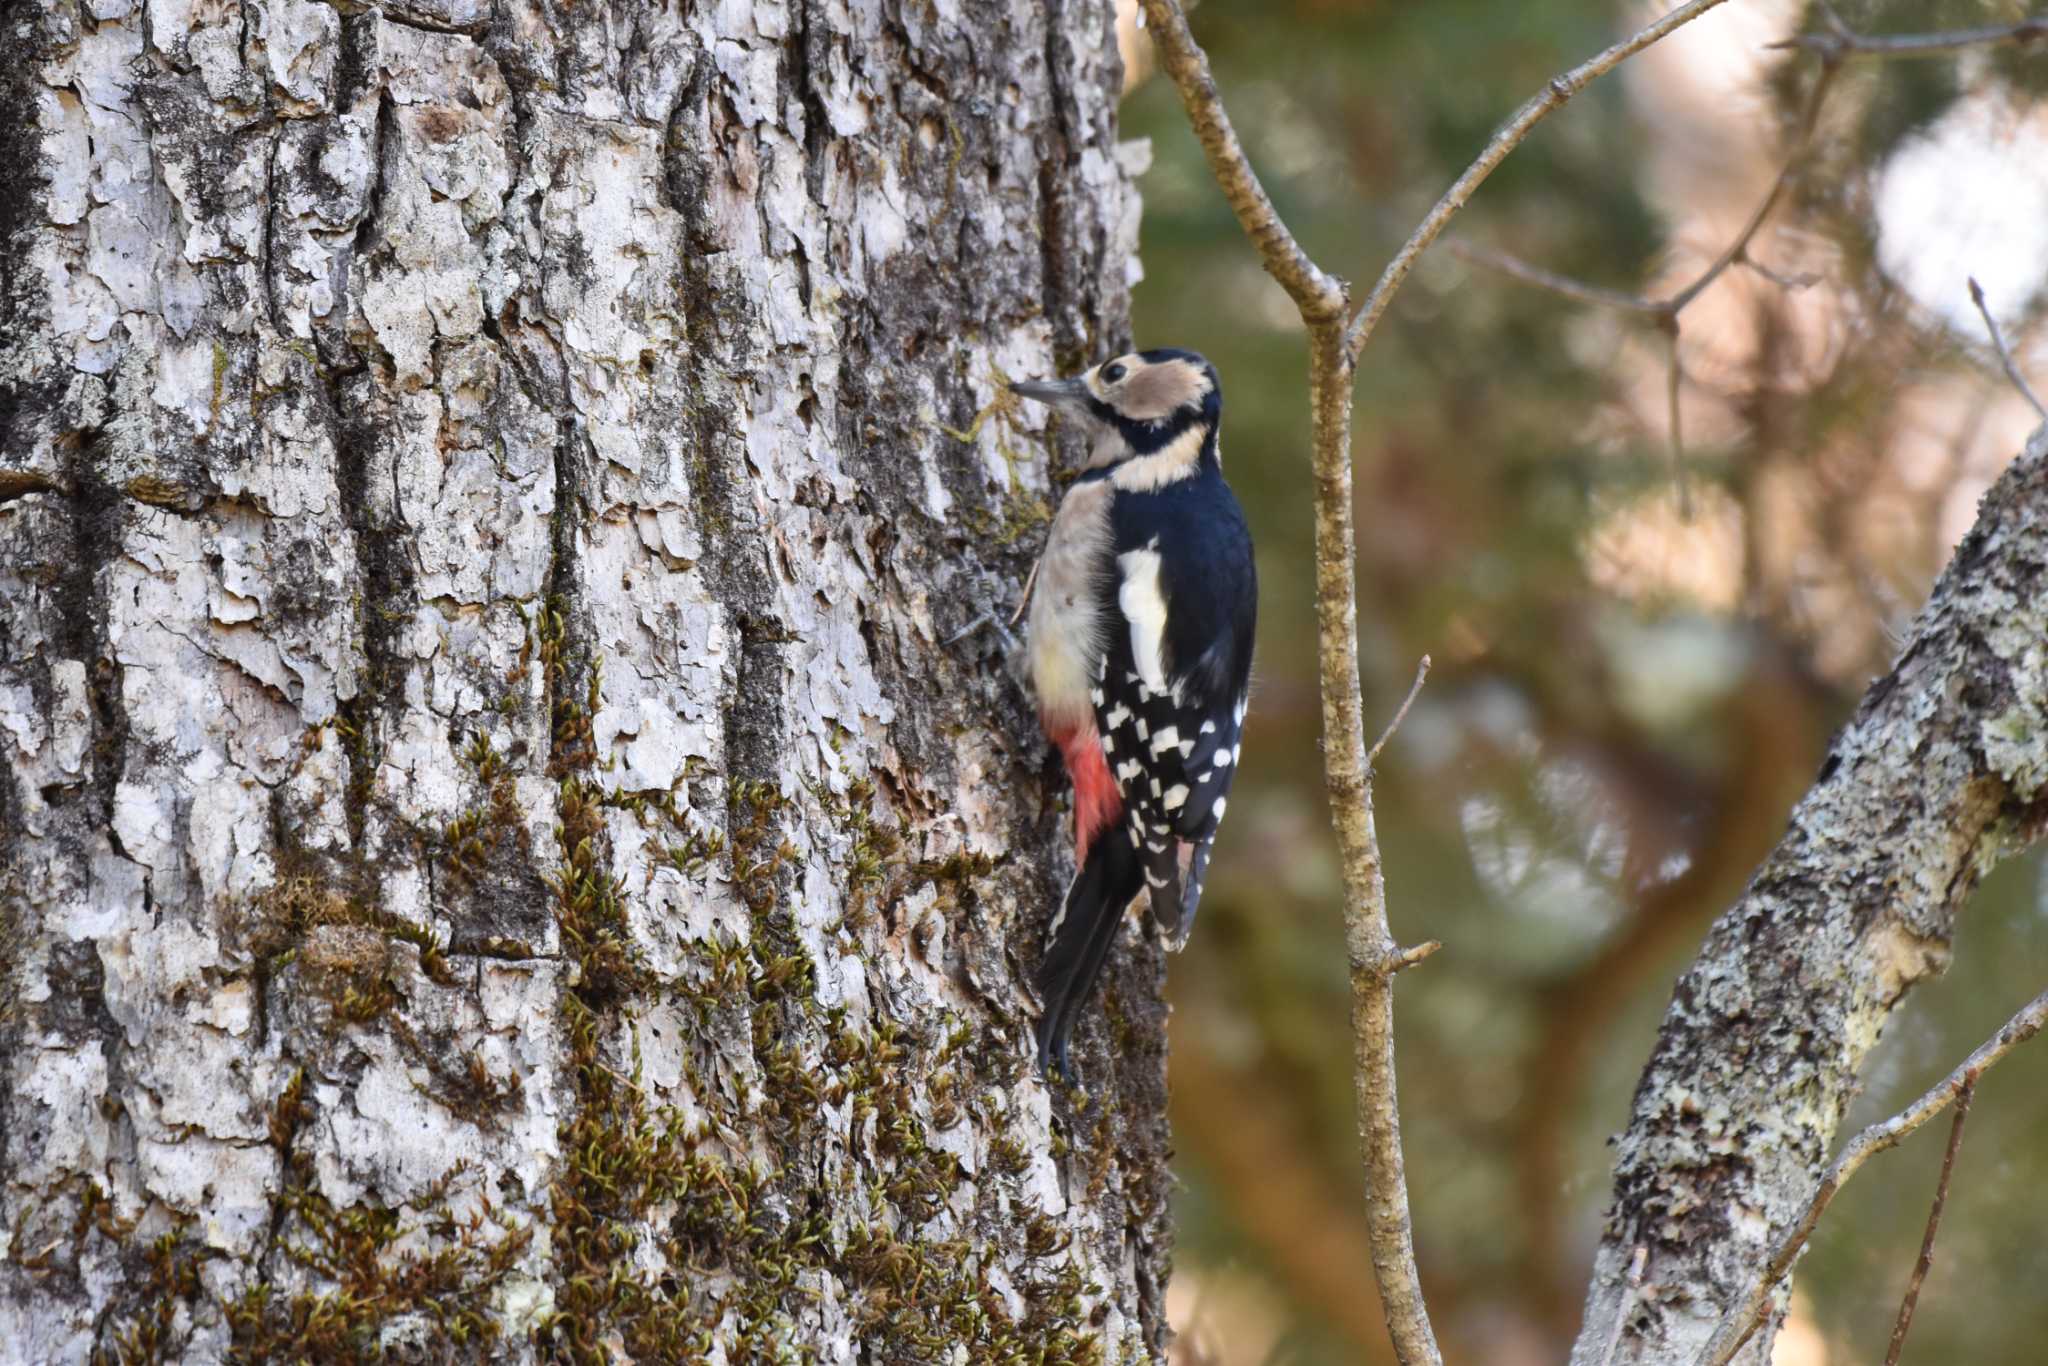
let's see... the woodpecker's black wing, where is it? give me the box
[1093,468,1256,941]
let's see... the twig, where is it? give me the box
[1967,277,2048,422]
[1699,986,2048,1366]
[1007,557,1041,628]
[1883,1078,1974,1366]
[1737,255,1823,292]
[1366,655,1431,769]
[1381,940,1442,976]
[1663,60,1841,314]
[1597,1245,1650,1366]
[1449,59,1840,515]
[1442,241,1658,313]
[1340,0,1737,370]
[1774,15,2048,60]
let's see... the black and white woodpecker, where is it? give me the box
[1011,348,1257,1080]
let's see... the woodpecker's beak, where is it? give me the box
[1010,375,1092,414]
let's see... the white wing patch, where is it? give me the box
[1116,542,1171,697]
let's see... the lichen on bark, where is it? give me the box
[0,0,1172,1360]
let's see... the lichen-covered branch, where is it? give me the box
[1568,425,2048,1365]
[1700,988,2046,1366]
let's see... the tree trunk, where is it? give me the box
[0,2,1168,1360]
[1570,425,2048,1364]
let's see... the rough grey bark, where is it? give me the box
[0,1,1169,1361]
[1570,425,2048,1365]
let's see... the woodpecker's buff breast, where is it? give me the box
[1011,348,1258,1079]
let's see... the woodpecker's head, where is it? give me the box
[1012,348,1221,473]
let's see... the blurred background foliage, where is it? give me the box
[1115,2,2048,1362]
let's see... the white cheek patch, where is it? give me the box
[1117,543,1171,696]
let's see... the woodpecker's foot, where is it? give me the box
[1033,1018,1080,1088]
[1044,1039,1080,1089]
[943,610,1020,655]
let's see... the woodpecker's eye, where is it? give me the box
[1101,362,1127,384]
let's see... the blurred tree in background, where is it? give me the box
[1122,2,2048,1362]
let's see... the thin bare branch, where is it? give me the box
[1311,313,1443,1365]
[1597,1246,1650,1366]
[1699,986,2048,1366]
[1139,3,1439,1358]
[1464,9,2048,331]
[1452,56,1838,516]
[1663,60,1840,313]
[1340,0,1737,369]
[1736,254,1823,292]
[1366,655,1431,769]
[1774,15,2048,60]
[1137,0,1344,321]
[1443,237,1706,511]
[1968,277,2048,422]
[1007,557,1041,628]
[1443,240,1659,313]
[1882,1079,1974,1366]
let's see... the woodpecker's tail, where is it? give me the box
[1034,828,1144,1081]
[1167,835,1214,948]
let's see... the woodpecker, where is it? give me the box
[1012,348,1256,1080]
